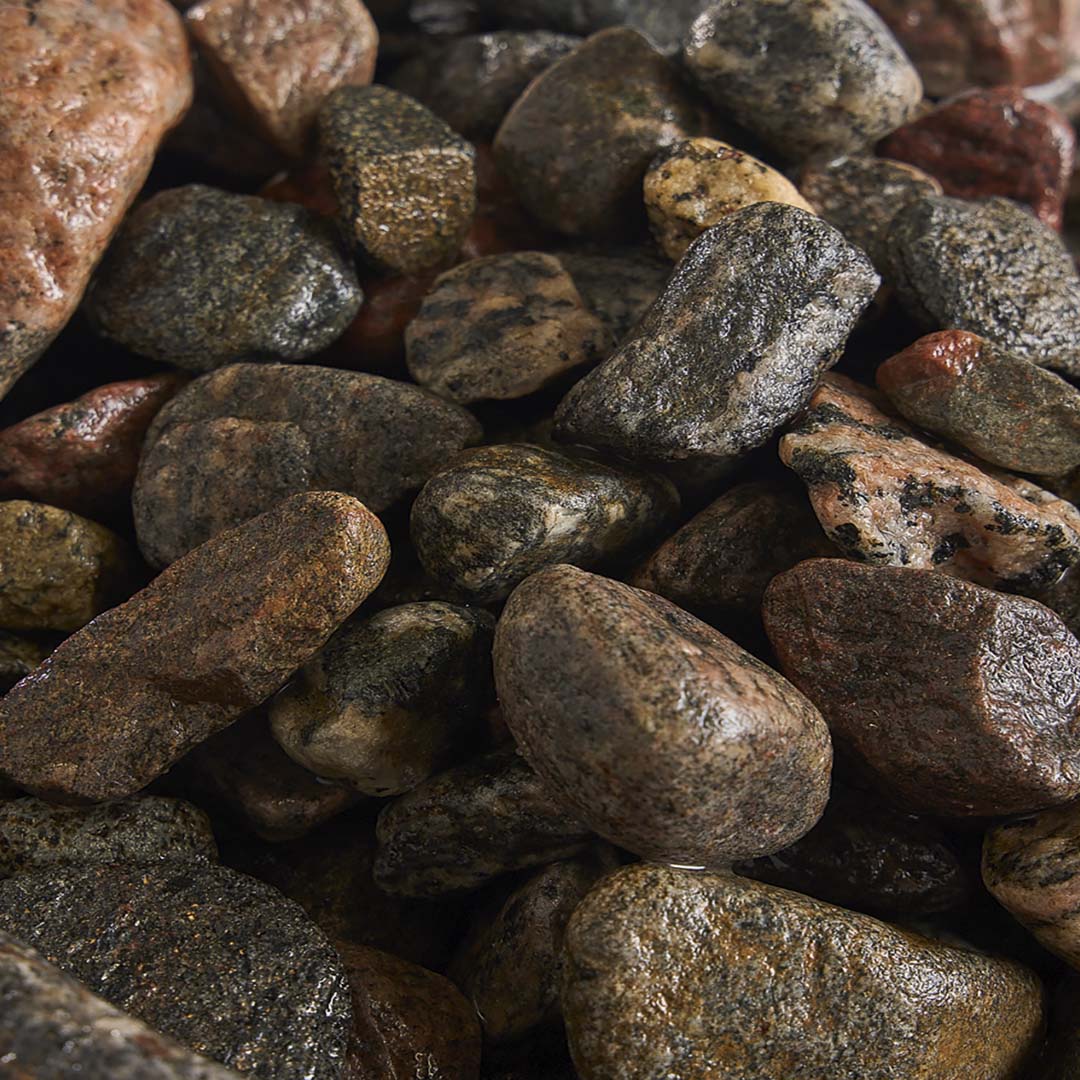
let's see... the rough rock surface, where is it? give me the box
[554,202,879,467]
[763,558,1080,816]
[562,864,1044,1080]
[86,185,362,372]
[0,491,390,803]
[0,0,193,398]
[494,565,832,866]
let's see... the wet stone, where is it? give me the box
[0,492,390,803]
[493,27,709,237]
[779,379,1080,590]
[86,185,362,372]
[0,863,353,1080]
[562,863,1044,1080]
[554,202,879,468]
[763,558,1080,817]
[494,565,832,866]
[410,443,678,603]
[683,0,922,162]
[319,85,477,274]
[0,632,48,695]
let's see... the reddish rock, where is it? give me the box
[259,162,339,219]
[0,0,193,399]
[879,88,1075,230]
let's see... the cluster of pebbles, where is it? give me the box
[5,0,1080,1077]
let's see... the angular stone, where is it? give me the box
[0,0,192,398]
[554,203,878,467]
[374,746,593,897]
[0,632,47,695]
[883,194,1080,378]
[493,28,708,237]
[0,492,390,803]
[186,0,378,157]
[763,558,1080,816]
[411,443,678,602]
[319,85,477,274]
[563,864,1044,1080]
[86,185,362,372]
[877,330,1080,477]
[0,501,133,632]
[0,863,353,1080]
[134,363,479,566]
[684,0,922,162]
[779,379,1080,589]
[495,565,832,866]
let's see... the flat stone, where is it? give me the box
[0,632,47,695]
[0,500,133,632]
[763,558,1080,816]
[186,0,378,157]
[0,491,390,803]
[883,194,1080,378]
[877,330,1080,477]
[879,88,1076,231]
[86,185,362,372]
[683,0,922,161]
[644,137,815,260]
[493,28,708,237]
[554,202,878,467]
[319,85,477,274]
[410,443,678,602]
[779,379,1080,590]
[0,0,192,398]
[563,864,1044,1080]
[494,565,832,866]
[134,362,479,567]
[374,746,593,897]
[0,863,353,1080]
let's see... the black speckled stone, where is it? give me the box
[554,202,879,467]
[86,185,362,372]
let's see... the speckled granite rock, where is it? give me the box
[271,602,494,796]
[877,330,1080,478]
[764,558,1080,816]
[411,443,678,602]
[495,565,832,866]
[644,137,814,260]
[779,379,1080,589]
[554,203,878,467]
[0,632,47,695]
[0,501,133,632]
[0,932,244,1080]
[0,0,192,399]
[0,492,389,803]
[493,28,708,237]
[883,195,1080,379]
[374,746,593,897]
[0,863,353,1080]
[562,864,1044,1080]
[134,363,479,567]
[319,85,477,274]
[683,0,922,161]
[86,185,362,372]
[186,0,378,157]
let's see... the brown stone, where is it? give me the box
[0,491,390,803]
[186,0,378,157]
[0,0,192,398]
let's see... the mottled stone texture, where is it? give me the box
[0,0,192,398]
[0,932,244,1080]
[319,85,477,274]
[186,0,378,157]
[563,864,1044,1080]
[494,566,832,866]
[0,492,390,804]
[0,864,353,1080]
[554,203,878,467]
[493,28,708,236]
[763,559,1080,816]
